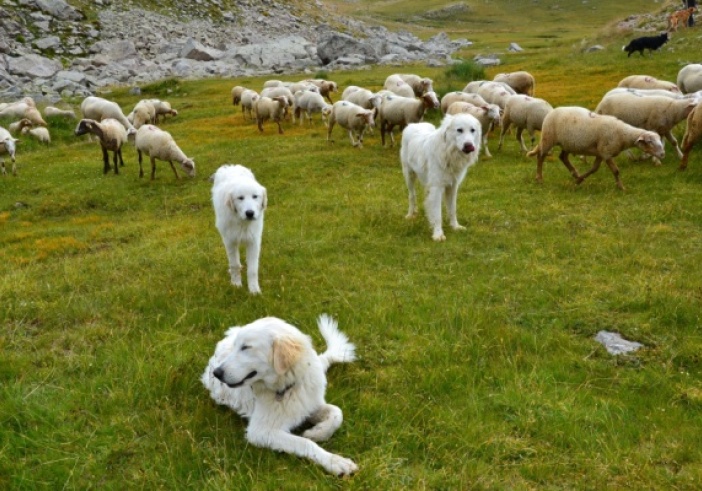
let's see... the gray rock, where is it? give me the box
[89,40,137,61]
[34,36,61,50]
[508,42,524,52]
[317,31,379,65]
[55,70,86,84]
[7,53,62,78]
[180,38,222,61]
[35,0,83,21]
[594,331,644,355]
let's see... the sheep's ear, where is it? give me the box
[272,336,302,375]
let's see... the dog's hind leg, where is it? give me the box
[402,167,419,219]
[301,404,343,442]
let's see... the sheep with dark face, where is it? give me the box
[74,118,133,175]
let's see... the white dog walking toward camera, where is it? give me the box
[400,113,482,241]
[201,314,358,476]
[211,164,267,294]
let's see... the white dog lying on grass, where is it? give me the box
[211,164,267,294]
[400,113,482,241]
[201,315,358,476]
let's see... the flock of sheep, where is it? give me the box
[3,63,702,190]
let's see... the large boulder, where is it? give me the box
[180,38,222,62]
[7,53,62,78]
[89,40,138,61]
[34,0,84,21]
[316,31,379,65]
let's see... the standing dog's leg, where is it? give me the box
[425,186,445,241]
[223,240,243,287]
[444,184,465,232]
[245,239,261,294]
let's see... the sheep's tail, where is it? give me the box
[317,314,356,372]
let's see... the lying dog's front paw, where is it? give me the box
[326,455,358,477]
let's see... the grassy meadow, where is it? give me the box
[2,0,702,489]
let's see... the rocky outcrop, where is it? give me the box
[0,0,472,103]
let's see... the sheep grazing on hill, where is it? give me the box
[677,64,702,94]
[0,97,47,127]
[326,101,375,148]
[493,71,536,96]
[594,92,697,164]
[617,75,680,93]
[134,124,195,180]
[498,95,554,153]
[440,91,490,114]
[383,75,415,98]
[129,99,157,129]
[74,118,132,175]
[147,99,178,124]
[9,118,32,135]
[231,86,247,106]
[293,90,331,126]
[240,89,260,121]
[680,103,702,170]
[303,79,338,103]
[21,126,50,145]
[377,92,440,147]
[80,96,135,132]
[0,126,18,176]
[342,86,383,114]
[527,106,664,190]
[43,106,76,119]
[385,74,434,97]
[445,102,500,158]
[253,96,289,134]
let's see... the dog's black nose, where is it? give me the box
[245,210,255,219]
[213,366,224,381]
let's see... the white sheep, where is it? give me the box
[617,75,680,93]
[260,86,295,120]
[262,79,291,89]
[0,98,47,127]
[326,101,375,148]
[0,126,18,176]
[446,102,501,157]
[493,71,536,96]
[289,81,319,96]
[680,102,702,170]
[147,99,178,123]
[677,64,702,94]
[603,87,684,99]
[80,96,135,132]
[43,106,76,119]
[386,74,434,97]
[464,80,517,97]
[9,118,32,135]
[129,99,156,129]
[240,89,260,121]
[498,95,554,153]
[74,118,131,174]
[21,125,50,145]
[134,124,195,180]
[293,90,331,126]
[595,91,697,164]
[253,96,289,134]
[342,87,383,112]
[475,82,515,111]
[377,92,440,147]
[303,79,338,103]
[440,91,490,114]
[526,106,665,190]
[231,85,247,106]
[383,75,416,98]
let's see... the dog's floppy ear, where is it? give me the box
[272,335,303,374]
[226,193,236,212]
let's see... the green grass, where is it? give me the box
[2,1,702,489]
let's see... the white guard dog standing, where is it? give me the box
[400,113,482,241]
[211,164,267,294]
[201,314,358,476]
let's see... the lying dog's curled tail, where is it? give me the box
[317,314,357,372]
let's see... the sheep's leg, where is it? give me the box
[680,134,695,170]
[388,126,396,147]
[380,121,388,147]
[517,128,528,153]
[444,184,465,232]
[168,160,180,179]
[576,156,602,185]
[603,158,625,190]
[558,151,582,180]
[257,118,264,133]
[663,130,683,161]
[138,150,145,178]
[1,160,5,175]
[482,133,492,158]
[150,156,158,180]
[223,240,243,287]
[118,148,125,167]
[276,119,284,135]
[100,146,111,174]
[326,119,335,143]
[425,186,445,241]
[498,120,511,150]
[11,160,16,176]
[245,240,261,294]
[112,150,119,174]
[347,130,359,147]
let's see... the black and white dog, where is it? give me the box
[622,32,669,57]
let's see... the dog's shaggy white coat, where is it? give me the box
[211,164,267,294]
[400,113,482,241]
[201,315,358,476]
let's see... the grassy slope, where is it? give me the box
[2,1,702,489]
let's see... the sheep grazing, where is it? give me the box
[493,71,536,96]
[129,99,157,129]
[231,85,247,105]
[617,75,680,93]
[680,103,702,170]
[134,124,195,180]
[377,92,440,147]
[253,96,289,134]
[677,64,702,94]
[0,126,19,176]
[147,99,178,123]
[80,96,135,132]
[594,92,697,164]
[603,87,683,100]
[9,118,32,135]
[446,102,501,158]
[527,106,665,190]
[385,74,434,97]
[342,86,383,113]
[440,91,490,114]
[475,82,516,111]
[498,95,554,153]
[383,75,415,98]
[326,101,375,148]
[303,79,338,103]
[74,118,131,175]
[43,106,76,119]
[289,81,319,96]
[21,126,50,145]
[0,98,47,127]
[240,89,260,121]
[262,79,291,89]
[293,90,331,126]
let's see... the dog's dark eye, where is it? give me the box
[241,345,250,351]
[457,128,463,134]
[252,195,258,199]
[238,196,244,201]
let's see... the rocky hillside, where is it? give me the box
[0,0,472,102]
